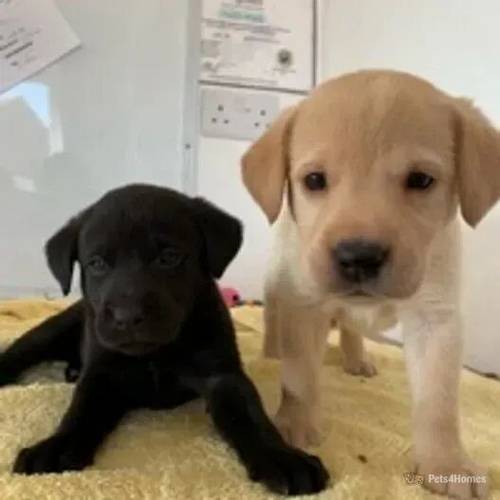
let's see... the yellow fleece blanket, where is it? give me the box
[0,299,498,499]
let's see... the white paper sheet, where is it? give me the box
[200,0,315,93]
[0,0,80,94]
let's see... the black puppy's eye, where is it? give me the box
[406,171,435,190]
[87,256,109,276]
[303,172,327,191]
[156,248,184,269]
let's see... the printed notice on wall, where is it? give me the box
[200,0,314,92]
[0,0,81,94]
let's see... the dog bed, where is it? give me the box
[0,299,498,499]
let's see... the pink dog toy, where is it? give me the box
[219,287,241,307]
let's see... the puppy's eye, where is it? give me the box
[303,172,327,191]
[406,171,435,190]
[156,248,184,269]
[87,256,109,276]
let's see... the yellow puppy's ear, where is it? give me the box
[241,106,297,223]
[454,98,500,227]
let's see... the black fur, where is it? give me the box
[0,184,329,495]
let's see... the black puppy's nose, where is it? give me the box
[334,239,389,282]
[109,306,145,330]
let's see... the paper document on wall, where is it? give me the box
[200,0,314,93]
[0,0,81,94]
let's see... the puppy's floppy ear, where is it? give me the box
[45,211,87,295]
[191,198,243,278]
[453,98,500,226]
[241,106,297,223]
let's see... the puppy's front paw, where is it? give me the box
[0,373,16,387]
[274,389,323,449]
[247,444,330,495]
[64,364,81,383]
[0,361,18,387]
[342,357,377,377]
[13,435,93,474]
[275,401,322,449]
[416,455,489,499]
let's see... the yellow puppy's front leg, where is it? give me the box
[401,308,489,499]
[339,327,377,377]
[264,289,330,449]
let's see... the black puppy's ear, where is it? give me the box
[45,212,86,295]
[191,198,243,278]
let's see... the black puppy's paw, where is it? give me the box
[0,361,18,388]
[13,435,93,475]
[0,373,16,388]
[64,364,81,383]
[247,444,330,496]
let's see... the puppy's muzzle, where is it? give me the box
[102,303,162,355]
[333,239,390,283]
[107,305,145,331]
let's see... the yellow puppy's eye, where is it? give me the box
[303,172,327,191]
[406,171,435,190]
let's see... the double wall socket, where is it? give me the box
[200,87,280,141]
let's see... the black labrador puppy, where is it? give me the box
[0,184,329,495]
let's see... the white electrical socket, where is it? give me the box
[200,87,280,141]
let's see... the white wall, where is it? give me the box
[197,90,301,299]
[319,0,500,374]
[0,0,191,297]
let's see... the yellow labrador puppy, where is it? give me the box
[242,70,500,499]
